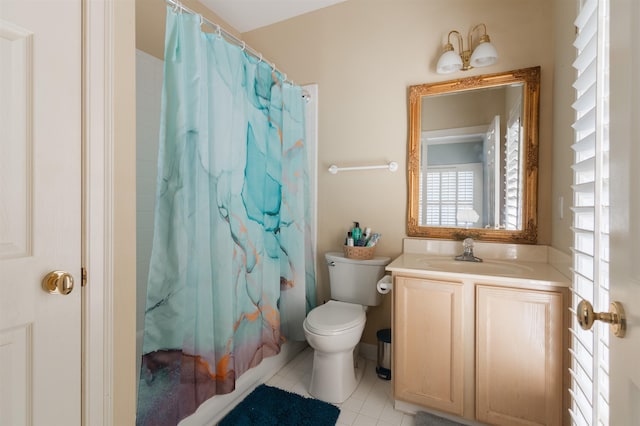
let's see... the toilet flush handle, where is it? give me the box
[328,261,336,267]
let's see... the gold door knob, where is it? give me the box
[576,300,626,338]
[42,271,74,295]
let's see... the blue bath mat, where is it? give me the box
[219,384,340,426]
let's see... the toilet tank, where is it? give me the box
[325,252,391,307]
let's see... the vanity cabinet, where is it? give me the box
[391,271,568,426]
[393,276,464,415]
[476,285,564,426]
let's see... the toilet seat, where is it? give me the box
[304,300,365,336]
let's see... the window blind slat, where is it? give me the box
[570,0,609,424]
[572,131,596,152]
[572,181,595,194]
[573,107,597,133]
[574,61,597,93]
[569,330,595,363]
[574,10,598,50]
[572,35,597,71]
[572,157,596,174]
[574,0,598,29]
[569,363,594,400]
[572,83,597,113]
[570,275,594,301]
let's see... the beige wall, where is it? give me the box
[134,0,575,346]
[422,88,506,130]
[552,0,578,253]
[136,0,239,60]
[242,0,556,344]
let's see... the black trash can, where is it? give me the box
[376,328,391,380]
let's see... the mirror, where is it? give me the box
[407,67,540,243]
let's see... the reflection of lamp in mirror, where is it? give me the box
[457,208,480,229]
[436,24,498,74]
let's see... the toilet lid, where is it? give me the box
[305,300,365,335]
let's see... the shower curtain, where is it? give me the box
[137,8,316,425]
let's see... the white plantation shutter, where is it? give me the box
[419,169,424,223]
[504,116,522,230]
[425,168,475,226]
[569,0,610,425]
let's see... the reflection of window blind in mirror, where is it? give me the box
[504,113,522,230]
[418,171,423,224]
[424,164,481,226]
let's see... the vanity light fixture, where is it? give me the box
[436,23,498,74]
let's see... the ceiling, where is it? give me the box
[200,0,348,33]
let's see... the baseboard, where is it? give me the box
[358,342,377,362]
[179,340,308,426]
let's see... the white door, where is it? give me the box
[609,0,640,422]
[0,0,82,424]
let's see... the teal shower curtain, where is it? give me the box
[137,9,316,425]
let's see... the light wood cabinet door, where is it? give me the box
[394,276,464,415]
[476,285,563,426]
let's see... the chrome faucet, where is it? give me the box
[455,237,483,262]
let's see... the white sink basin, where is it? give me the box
[417,258,534,276]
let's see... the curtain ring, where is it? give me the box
[199,14,204,27]
[271,63,276,73]
[215,24,222,39]
[241,41,246,51]
[258,53,263,63]
[172,0,181,13]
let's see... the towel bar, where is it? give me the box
[328,161,398,174]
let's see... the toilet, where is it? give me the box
[303,252,390,403]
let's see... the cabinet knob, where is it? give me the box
[576,300,626,338]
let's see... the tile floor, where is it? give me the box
[266,347,415,426]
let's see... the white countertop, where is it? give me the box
[386,253,571,288]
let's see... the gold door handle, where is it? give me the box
[576,300,626,338]
[42,271,75,295]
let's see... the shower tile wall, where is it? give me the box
[136,49,164,365]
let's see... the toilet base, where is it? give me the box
[308,348,364,404]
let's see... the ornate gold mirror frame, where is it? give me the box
[407,66,540,243]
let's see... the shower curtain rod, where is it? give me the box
[165,0,309,99]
